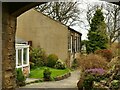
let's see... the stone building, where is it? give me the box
[1,2,119,90]
[16,8,82,66]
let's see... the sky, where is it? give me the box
[71,0,107,40]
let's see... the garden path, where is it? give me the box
[20,70,80,89]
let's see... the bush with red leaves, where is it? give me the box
[95,49,113,62]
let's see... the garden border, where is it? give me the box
[54,72,71,81]
[25,72,71,85]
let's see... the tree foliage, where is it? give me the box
[87,9,108,53]
[85,3,120,46]
[86,4,100,27]
[30,47,47,68]
[35,2,81,26]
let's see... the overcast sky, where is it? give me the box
[71,0,107,40]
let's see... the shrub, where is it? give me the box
[47,54,58,68]
[77,54,108,70]
[107,57,120,68]
[30,62,37,69]
[77,67,107,89]
[110,43,119,57]
[16,68,26,86]
[54,59,66,69]
[95,49,113,62]
[85,68,106,82]
[43,68,52,81]
[113,75,120,80]
[83,74,95,90]
[30,47,47,69]
[72,59,78,69]
[110,80,120,89]
[81,68,106,90]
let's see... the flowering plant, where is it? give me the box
[85,68,105,75]
[79,68,106,89]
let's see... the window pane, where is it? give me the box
[75,37,77,52]
[71,35,73,53]
[23,48,27,64]
[18,49,22,66]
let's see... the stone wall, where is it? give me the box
[23,66,29,77]
[2,4,16,89]
[68,28,82,67]
[2,2,45,90]
[0,1,2,89]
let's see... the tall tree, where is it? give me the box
[86,4,99,27]
[104,3,120,46]
[85,2,120,46]
[87,9,108,53]
[85,3,104,30]
[35,2,81,26]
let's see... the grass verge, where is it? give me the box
[29,67,70,80]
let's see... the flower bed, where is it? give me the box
[77,57,120,90]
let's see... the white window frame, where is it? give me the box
[75,37,77,52]
[77,36,79,52]
[70,35,73,53]
[15,44,30,73]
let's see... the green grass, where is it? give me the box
[29,67,70,79]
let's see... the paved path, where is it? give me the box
[21,70,80,89]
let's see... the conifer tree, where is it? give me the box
[87,9,108,53]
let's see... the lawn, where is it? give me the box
[29,67,70,79]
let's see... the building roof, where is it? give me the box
[15,37,28,44]
[68,27,82,35]
[111,1,120,6]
